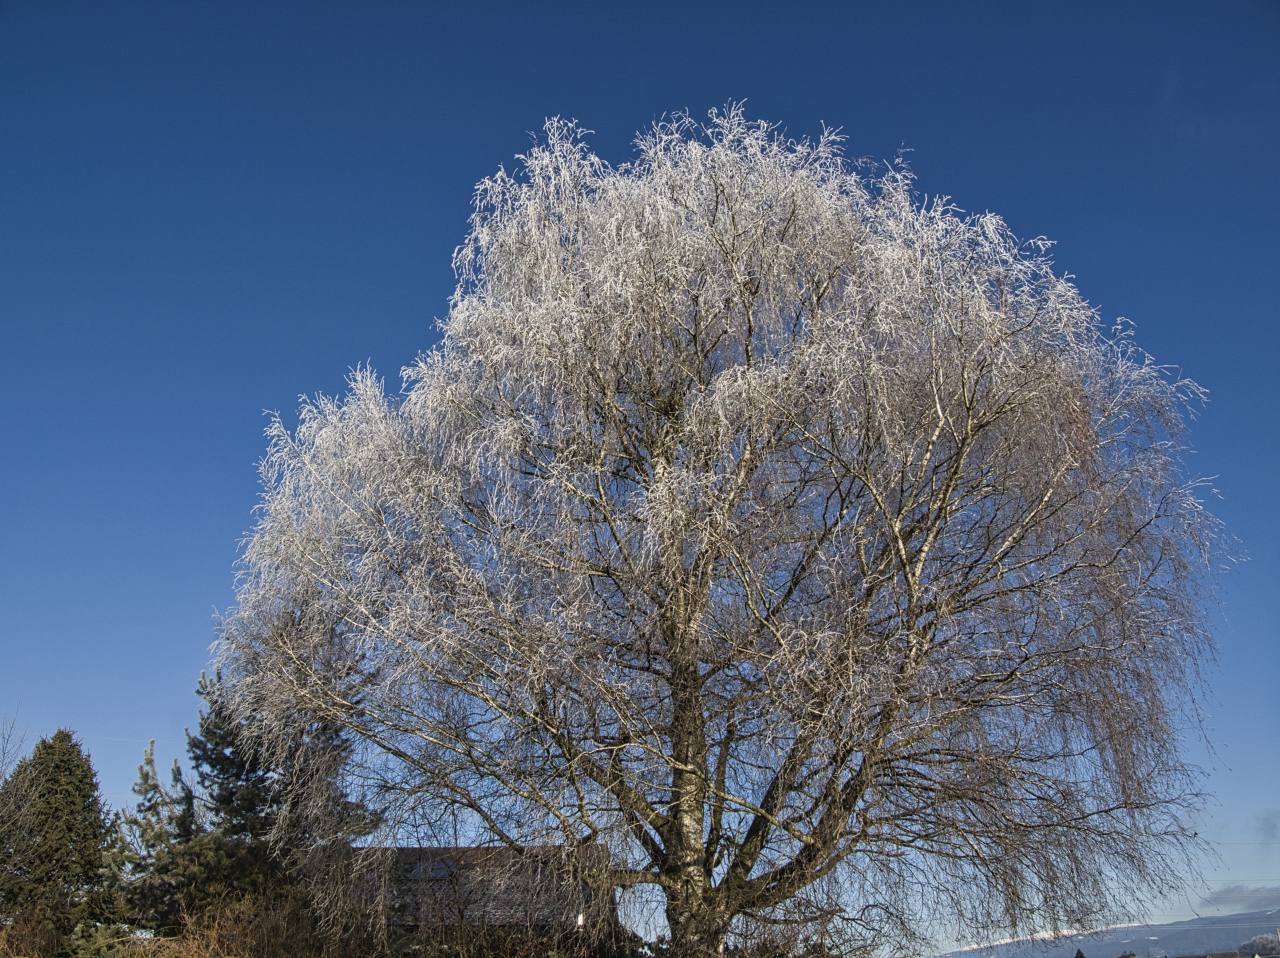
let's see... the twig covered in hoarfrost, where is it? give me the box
[216,106,1223,956]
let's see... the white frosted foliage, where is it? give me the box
[218,108,1219,955]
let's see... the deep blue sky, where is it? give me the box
[1,0,1276,929]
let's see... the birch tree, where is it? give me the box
[217,108,1220,956]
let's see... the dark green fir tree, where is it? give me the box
[185,671,284,844]
[0,729,121,947]
[184,670,377,848]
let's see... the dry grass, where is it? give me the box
[0,912,60,958]
[0,899,628,958]
[0,896,372,958]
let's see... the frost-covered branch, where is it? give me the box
[216,105,1222,957]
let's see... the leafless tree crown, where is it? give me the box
[217,107,1221,955]
[0,713,32,850]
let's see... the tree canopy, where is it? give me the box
[216,108,1220,955]
[0,729,119,945]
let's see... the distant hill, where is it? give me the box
[937,908,1280,958]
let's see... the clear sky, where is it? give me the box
[1,0,1276,932]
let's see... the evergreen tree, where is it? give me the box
[123,746,277,935]
[122,677,290,935]
[123,672,377,934]
[0,730,120,944]
[186,671,284,843]
[184,670,377,849]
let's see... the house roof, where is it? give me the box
[388,845,613,929]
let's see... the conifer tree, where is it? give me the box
[184,671,377,850]
[123,673,377,934]
[0,729,120,943]
[123,676,290,934]
[186,671,284,843]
